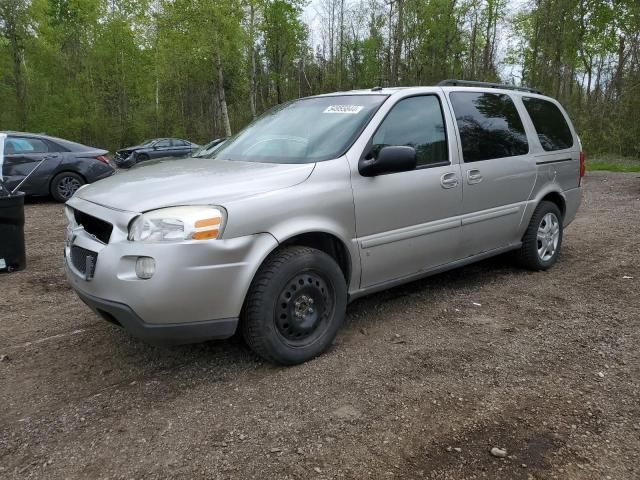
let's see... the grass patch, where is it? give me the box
[587,161,640,173]
[586,155,640,173]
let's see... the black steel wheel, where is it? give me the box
[275,271,334,346]
[242,246,347,365]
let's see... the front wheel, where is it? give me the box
[517,201,563,271]
[241,246,347,365]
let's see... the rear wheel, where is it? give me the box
[50,172,85,202]
[517,201,563,270]
[241,246,347,365]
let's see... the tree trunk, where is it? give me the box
[248,3,257,118]
[386,1,394,85]
[392,0,404,86]
[482,0,494,78]
[442,0,457,79]
[2,2,28,130]
[470,6,478,78]
[612,35,626,100]
[155,76,160,134]
[11,42,27,130]
[216,54,232,137]
[338,0,344,88]
[528,0,542,86]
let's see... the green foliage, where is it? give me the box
[513,0,640,156]
[262,0,306,103]
[0,0,638,156]
[586,155,640,172]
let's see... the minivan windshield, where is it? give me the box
[212,95,387,164]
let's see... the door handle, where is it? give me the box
[440,172,459,189]
[467,169,483,184]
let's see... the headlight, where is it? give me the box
[128,206,226,242]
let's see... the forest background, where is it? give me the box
[1,0,638,161]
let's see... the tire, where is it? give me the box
[50,172,85,202]
[241,246,347,365]
[517,201,563,271]
[136,153,150,163]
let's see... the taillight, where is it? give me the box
[579,151,585,185]
[95,155,110,165]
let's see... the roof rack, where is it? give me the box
[437,79,542,95]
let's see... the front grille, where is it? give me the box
[74,210,113,244]
[70,245,98,280]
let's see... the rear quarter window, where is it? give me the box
[45,139,69,152]
[522,97,574,151]
[449,92,528,162]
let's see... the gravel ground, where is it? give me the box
[1,171,639,479]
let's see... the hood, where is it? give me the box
[75,157,315,212]
[117,144,147,154]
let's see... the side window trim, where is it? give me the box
[512,94,541,153]
[416,160,450,171]
[363,93,451,170]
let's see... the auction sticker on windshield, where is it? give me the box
[323,105,364,114]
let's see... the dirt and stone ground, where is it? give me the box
[1,171,639,479]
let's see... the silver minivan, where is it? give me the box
[64,81,583,364]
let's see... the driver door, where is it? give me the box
[349,94,464,288]
[150,139,172,158]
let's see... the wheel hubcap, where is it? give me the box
[537,212,560,261]
[275,272,333,345]
[58,177,81,199]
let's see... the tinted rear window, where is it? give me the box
[522,97,573,151]
[450,92,528,162]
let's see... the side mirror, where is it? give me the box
[359,145,417,177]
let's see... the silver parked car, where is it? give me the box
[64,81,583,365]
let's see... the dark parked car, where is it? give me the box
[1,131,114,202]
[113,138,199,168]
[127,138,228,170]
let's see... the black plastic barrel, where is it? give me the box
[0,191,26,273]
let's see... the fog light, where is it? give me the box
[135,256,156,279]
